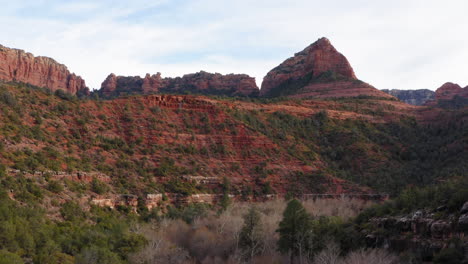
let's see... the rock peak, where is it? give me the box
[260,37,360,97]
[439,82,462,90]
[315,37,332,45]
[425,82,468,107]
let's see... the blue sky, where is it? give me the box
[1,0,467,90]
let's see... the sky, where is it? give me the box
[1,0,467,91]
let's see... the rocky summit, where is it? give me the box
[425,82,468,108]
[260,37,393,99]
[0,44,89,95]
[100,71,259,98]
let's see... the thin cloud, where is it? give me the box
[0,0,467,90]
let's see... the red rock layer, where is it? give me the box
[100,71,259,97]
[260,37,392,99]
[425,82,468,106]
[0,44,89,95]
[289,81,394,99]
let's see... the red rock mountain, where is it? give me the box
[260,38,393,99]
[0,44,89,95]
[425,82,468,108]
[100,71,259,97]
[434,82,468,100]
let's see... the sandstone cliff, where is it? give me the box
[260,38,393,99]
[381,89,435,105]
[0,44,89,95]
[99,71,259,98]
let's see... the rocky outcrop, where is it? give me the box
[434,82,468,101]
[260,37,393,99]
[367,202,468,261]
[425,82,468,108]
[381,89,435,105]
[0,44,89,95]
[99,71,259,98]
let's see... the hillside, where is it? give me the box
[0,38,467,263]
[1,80,466,200]
[0,80,466,263]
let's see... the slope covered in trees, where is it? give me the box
[0,81,466,263]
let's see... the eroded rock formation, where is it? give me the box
[260,37,393,99]
[425,82,468,108]
[0,44,89,95]
[100,71,259,97]
[367,203,468,261]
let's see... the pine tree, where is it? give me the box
[277,199,313,263]
[239,207,264,261]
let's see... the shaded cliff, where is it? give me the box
[381,89,435,105]
[0,44,89,95]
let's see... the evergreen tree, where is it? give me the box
[277,199,313,263]
[239,207,264,261]
[219,177,231,211]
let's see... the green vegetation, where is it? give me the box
[231,107,467,195]
[356,178,468,223]
[277,199,314,261]
[239,207,264,260]
[0,185,146,264]
[0,81,466,263]
[91,177,110,194]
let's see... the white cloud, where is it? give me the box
[0,0,467,90]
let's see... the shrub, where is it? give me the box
[60,201,84,221]
[54,89,75,101]
[47,180,64,193]
[433,248,464,264]
[0,250,24,264]
[91,177,110,195]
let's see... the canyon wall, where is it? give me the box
[0,44,89,95]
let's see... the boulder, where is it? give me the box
[430,220,451,239]
[461,201,468,214]
[458,213,468,232]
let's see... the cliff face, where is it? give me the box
[425,82,468,108]
[381,89,435,105]
[99,71,259,98]
[0,44,89,95]
[366,202,468,261]
[260,38,392,99]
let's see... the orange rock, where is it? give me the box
[100,71,259,97]
[260,37,392,99]
[0,44,89,95]
[425,82,468,106]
